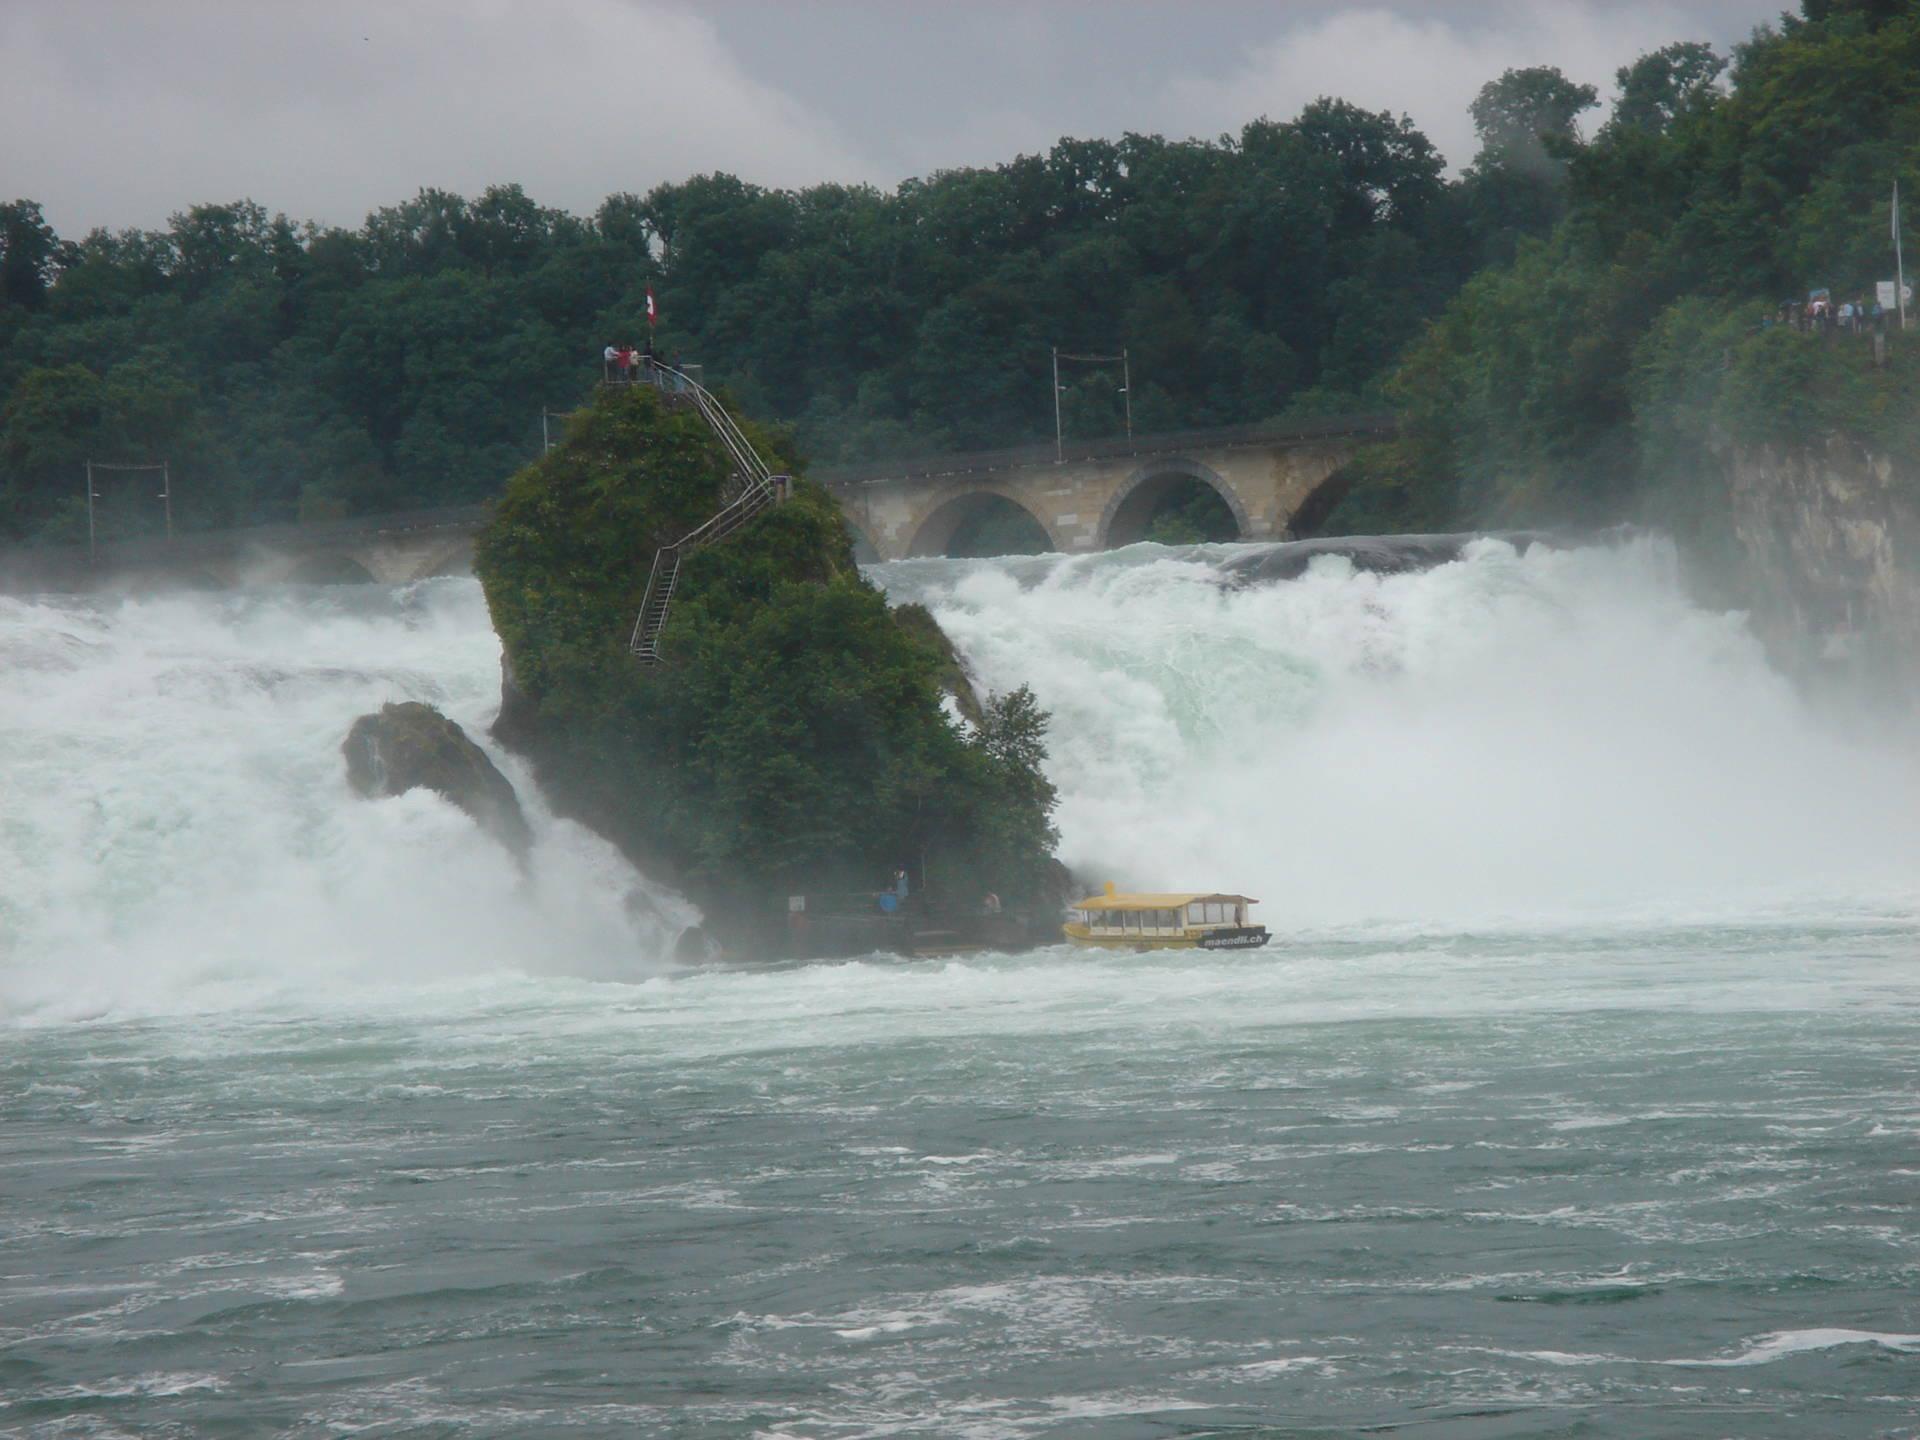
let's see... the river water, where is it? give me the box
[4,536,1919,1437]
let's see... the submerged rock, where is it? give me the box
[342,701,533,861]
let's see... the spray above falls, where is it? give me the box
[4,534,1917,1026]
[874,535,1920,929]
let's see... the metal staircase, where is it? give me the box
[627,364,790,664]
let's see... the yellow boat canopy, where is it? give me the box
[1070,891,1259,912]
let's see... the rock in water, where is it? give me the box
[342,701,533,861]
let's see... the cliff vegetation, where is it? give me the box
[1321,0,1920,538]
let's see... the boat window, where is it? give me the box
[1158,909,1175,930]
[1123,910,1140,932]
[1093,911,1110,931]
[1186,903,1202,925]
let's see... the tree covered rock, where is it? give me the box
[474,384,1060,948]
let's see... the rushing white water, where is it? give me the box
[0,581,690,1024]
[874,535,1920,928]
[2,535,1916,1027]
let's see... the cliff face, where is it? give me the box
[1714,436,1920,705]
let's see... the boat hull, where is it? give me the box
[1061,923,1270,951]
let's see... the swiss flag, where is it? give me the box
[645,286,658,327]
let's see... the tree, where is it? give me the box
[0,364,102,536]
[1463,67,1601,264]
[1799,0,1909,27]
[1610,42,1726,135]
[1469,66,1601,167]
[1287,98,1446,230]
[0,200,62,309]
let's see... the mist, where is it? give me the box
[879,535,1920,929]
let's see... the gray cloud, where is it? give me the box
[2,0,1784,237]
[1,0,873,235]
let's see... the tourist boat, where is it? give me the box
[1062,884,1270,951]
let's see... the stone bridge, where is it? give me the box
[0,505,487,594]
[816,415,1393,561]
[0,416,1394,593]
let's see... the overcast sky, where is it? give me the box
[4,0,1786,238]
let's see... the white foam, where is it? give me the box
[832,1319,922,1339]
[0,582,690,1024]
[1236,1356,1329,1375]
[9,543,1920,1038]
[1669,1328,1920,1367]
[876,536,1920,929]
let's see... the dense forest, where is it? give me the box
[0,0,1909,549]
[0,42,1608,545]
[1330,0,1920,537]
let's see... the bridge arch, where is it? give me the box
[1282,463,1360,540]
[907,489,1059,559]
[1099,458,1249,549]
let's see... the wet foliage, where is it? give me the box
[475,385,1059,940]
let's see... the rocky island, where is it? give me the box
[473,381,1065,957]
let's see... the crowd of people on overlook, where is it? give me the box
[601,339,658,383]
[1775,288,1903,335]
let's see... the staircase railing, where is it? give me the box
[627,364,789,664]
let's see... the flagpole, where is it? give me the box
[1052,347,1063,463]
[1897,179,1908,331]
